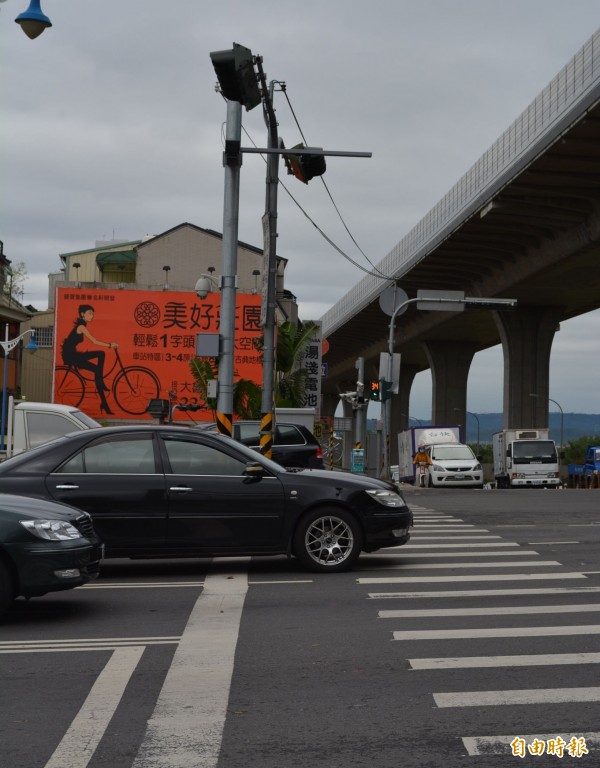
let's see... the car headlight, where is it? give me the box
[20,519,83,541]
[365,489,404,507]
[432,464,445,472]
[474,463,482,471]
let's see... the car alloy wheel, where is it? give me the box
[294,509,362,573]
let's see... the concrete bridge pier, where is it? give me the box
[423,340,479,427]
[494,306,563,430]
[389,364,420,465]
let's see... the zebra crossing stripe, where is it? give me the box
[357,572,587,584]
[371,550,540,557]
[368,586,600,599]
[376,560,560,568]
[380,603,600,618]
[393,625,600,641]
[400,542,518,548]
[409,652,600,669]
[435,687,600,708]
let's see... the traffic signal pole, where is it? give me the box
[216,99,243,436]
[257,63,278,459]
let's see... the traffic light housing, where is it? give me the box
[380,380,393,402]
[369,381,380,401]
[209,43,262,111]
[283,143,326,183]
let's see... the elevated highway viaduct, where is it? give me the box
[319,29,600,460]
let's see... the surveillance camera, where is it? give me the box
[195,276,211,299]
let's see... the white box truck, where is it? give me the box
[3,397,101,458]
[394,425,482,487]
[493,428,561,488]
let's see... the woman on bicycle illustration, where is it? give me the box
[61,304,118,414]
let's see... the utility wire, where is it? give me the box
[241,124,392,280]
[280,88,392,283]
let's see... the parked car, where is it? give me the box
[198,421,324,469]
[0,494,102,616]
[0,426,412,573]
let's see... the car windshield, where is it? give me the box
[430,445,475,460]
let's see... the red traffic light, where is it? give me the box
[283,143,326,183]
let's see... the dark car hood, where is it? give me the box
[0,493,82,522]
[279,468,401,493]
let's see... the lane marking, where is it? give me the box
[44,646,144,768]
[410,652,600,670]
[393,625,600,641]
[380,603,600,618]
[435,687,600,708]
[368,586,600,598]
[133,568,249,768]
[81,579,311,589]
[82,582,204,589]
[463,732,600,755]
[0,636,179,648]
[358,572,588,584]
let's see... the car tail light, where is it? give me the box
[316,446,323,459]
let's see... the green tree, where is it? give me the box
[562,434,600,465]
[189,358,261,420]
[273,320,319,408]
[3,261,28,304]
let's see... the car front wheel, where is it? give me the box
[293,509,363,573]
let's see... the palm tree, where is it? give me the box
[273,320,319,408]
[189,358,261,420]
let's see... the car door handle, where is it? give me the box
[169,485,194,493]
[55,484,80,490]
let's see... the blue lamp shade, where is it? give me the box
[15,0,52,39]
[25,335,38,351]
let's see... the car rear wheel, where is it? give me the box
[293,508,362,573]
[0,559,15,616]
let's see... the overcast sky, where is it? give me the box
[1,0,599,418]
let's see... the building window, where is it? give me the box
[32,326,54,348]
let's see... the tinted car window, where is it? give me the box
[57,436,155,474]
[26,412,81,448]
[276,424,304,446]
[237,423,261,446]
[163,438,247,476]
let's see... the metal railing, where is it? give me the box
[321,29,600,336]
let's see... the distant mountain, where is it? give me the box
[367,414,600,445]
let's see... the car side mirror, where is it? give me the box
[243,462,265,481]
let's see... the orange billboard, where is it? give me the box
[53,287,263,421]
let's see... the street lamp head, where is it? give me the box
[25,334,38,352]
[15,0,52,39]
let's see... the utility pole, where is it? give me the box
[256,59,278,459]
[215,99,242,436]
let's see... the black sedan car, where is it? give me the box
[0,494,102,616]
[0,426,412,573]
[198,420,324,469]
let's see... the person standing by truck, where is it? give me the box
[61,304,118,414]
[413,444,432,487]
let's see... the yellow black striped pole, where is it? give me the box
[216,411,233,438]
[259,411,274,460]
